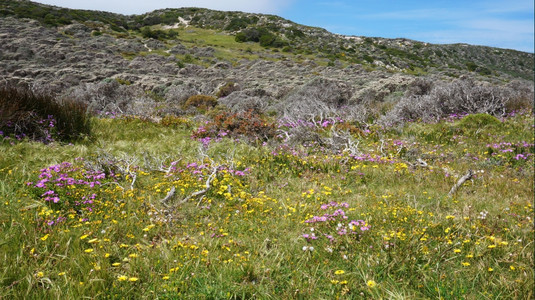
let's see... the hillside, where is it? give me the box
[1,1,533,80]
[1,1,533,124]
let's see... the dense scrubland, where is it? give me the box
[0,1,534,299]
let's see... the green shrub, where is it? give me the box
[140,27,178,40]
[159,115,192,128]
[216,82,238,98]
[458,113,501,129]
[0,85,91,143]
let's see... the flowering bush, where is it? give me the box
[192,110,276,142]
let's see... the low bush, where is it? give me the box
[159,115,193,128]
[216,82,239,98]
[192,109,275,142]
[0,84,90,143]
[458,113,501,129]
[183,95,218,111]
[380,78,533,126]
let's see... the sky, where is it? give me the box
[34,0,534,53]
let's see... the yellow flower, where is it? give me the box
[461,262,470,266]
[88,238,99,244]
[488,267,494,272]
[58,272,66,276]
[112,263,121,267]
[453,249,461,253]
[40,234,49,241]
[104,253,110,258]
[128,253,138,258]
[367,280,377,288]
[143,224,155,232]
[162,276,170,280]
[37,272,44,277]
[334,270,345,275]
[510,266,515,271]
[80,234,89,240]
[446,215,455,220]
[128,277,139,282]
[84,248,94,253]
[117,275,128,281]
[487,244,496,249]
[340,280,348,285]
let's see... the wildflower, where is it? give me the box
[117,275,128,281]
[487,245,496,249]
[112,263,121,267]
[37,272,44,277]
[84,248,94,253]
[488,267,494,272]
[142,224,155,232]
[129,253,138,258]
[128,277,139,282]
[162,276,170,280]
[446,215,455,220]
[510,266,515,271]
[80,234,89,240]
[58,272,66,276]
[453,249,461,253]
[40,234,49,241]
[367,280,377,288]
[334,270,345,275]
[461,262,470,266]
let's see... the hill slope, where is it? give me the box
[0,0,533,123]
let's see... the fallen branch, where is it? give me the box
[177,164,219,205]
[159,186,176,207]
[448,169,473,196]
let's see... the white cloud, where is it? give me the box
[34,0,293,15]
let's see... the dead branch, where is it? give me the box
[178,164,219,205]
[448,169,473,196]
[159,186,176,207]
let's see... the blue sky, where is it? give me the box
[35,0,534,52]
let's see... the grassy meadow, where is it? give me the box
[0,112,533,299]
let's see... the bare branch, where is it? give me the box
[448,170,474,196]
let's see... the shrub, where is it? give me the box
[183,95,218,111]
[159,115,193,129]
[67,81,155,117]
[192,110,275,142]
[278,78,352,121]
[216,82,239,98]
[140,27,178,40]
[218,91,268,114]
[458,113,501,129]
[380,78,519,126]
[0,84,90,143]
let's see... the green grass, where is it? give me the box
[0,113,533,298]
